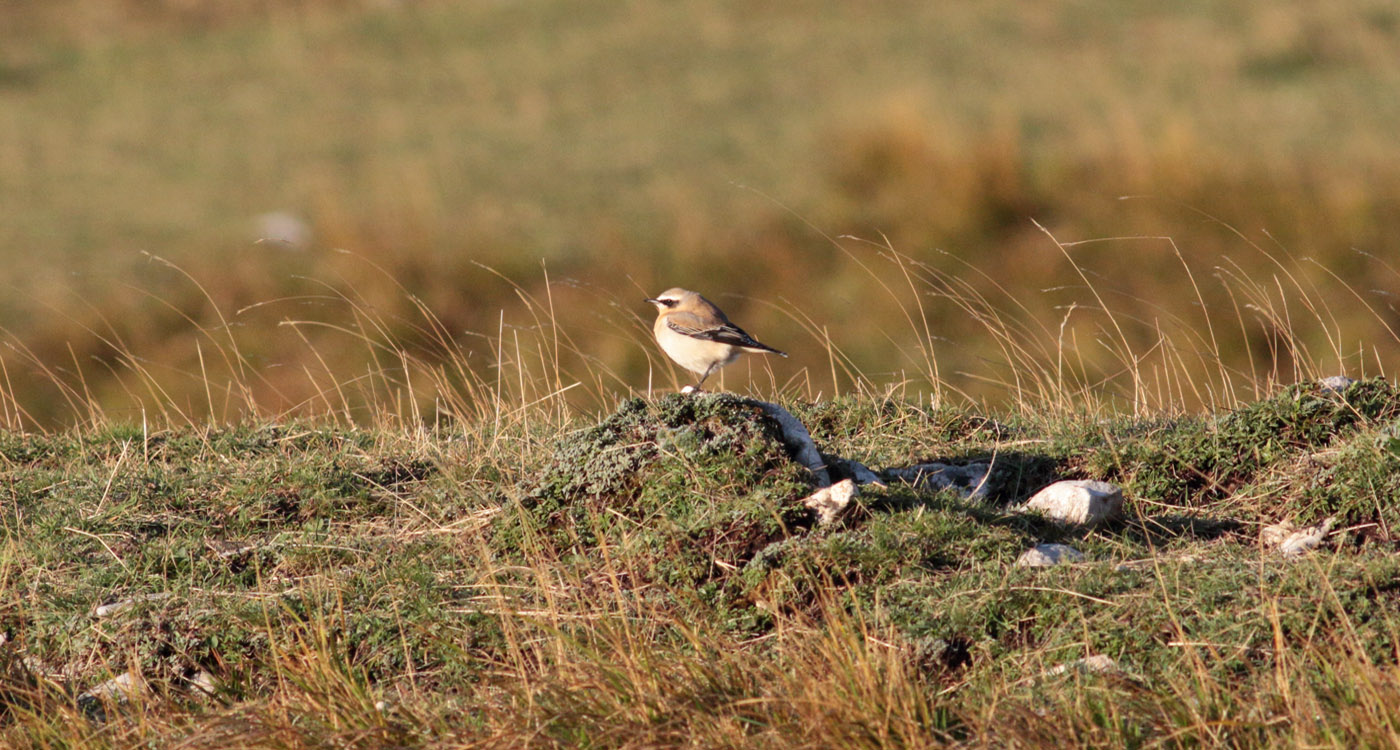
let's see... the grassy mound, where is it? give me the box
[6,383,1400,746]
[505,393,818,628]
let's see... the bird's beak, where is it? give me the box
[644,298,660,305]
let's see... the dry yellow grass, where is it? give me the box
[2,0,1400,424]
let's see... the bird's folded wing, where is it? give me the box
[666,316,783,354]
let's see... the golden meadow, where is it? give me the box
[3,0,1400,426]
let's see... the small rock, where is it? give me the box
[94,592,172,618]
[884,462,991,500]
[803,479,858,526]
[187,669,219,697]
[78,670,143,717]
[1318,375,1357,393]
[1017,480,1123,526]
[1016,543,1084,567]
[1259,520,1292,548]
[1282,522,1332,555]
[1044,655,1119,677]
[1262,518,1333,556]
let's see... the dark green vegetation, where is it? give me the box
[5,381,1400,746]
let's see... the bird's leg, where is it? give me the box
[689,363,719,393]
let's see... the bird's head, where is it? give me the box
[644,287,695,311]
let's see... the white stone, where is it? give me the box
[1262,518,1333,556]
[210,542,260,559]
[803,479,858,526]
[188,669,219,697]
[1016,543,1084,567]
[79,670,143,704]
[1318,375,1357,392]
[1044,655,1119,677]
[1018,480,1123,526]
[1259,520,1293,548]
[94,592,172,618]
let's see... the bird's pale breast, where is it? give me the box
[654,319,740,374]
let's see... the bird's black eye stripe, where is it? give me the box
[662,299,678,307]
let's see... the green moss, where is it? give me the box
[1086,378,1400,513]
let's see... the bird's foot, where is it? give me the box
[681,385,705,394]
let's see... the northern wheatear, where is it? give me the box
[645,287,787,392]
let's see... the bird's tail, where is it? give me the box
[743,341,788,357]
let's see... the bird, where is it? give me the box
[644,287,787,392]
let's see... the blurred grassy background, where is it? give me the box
[3,0,1400,424]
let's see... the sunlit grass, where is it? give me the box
[3,0,1400,419]
[4,3,1400,746]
